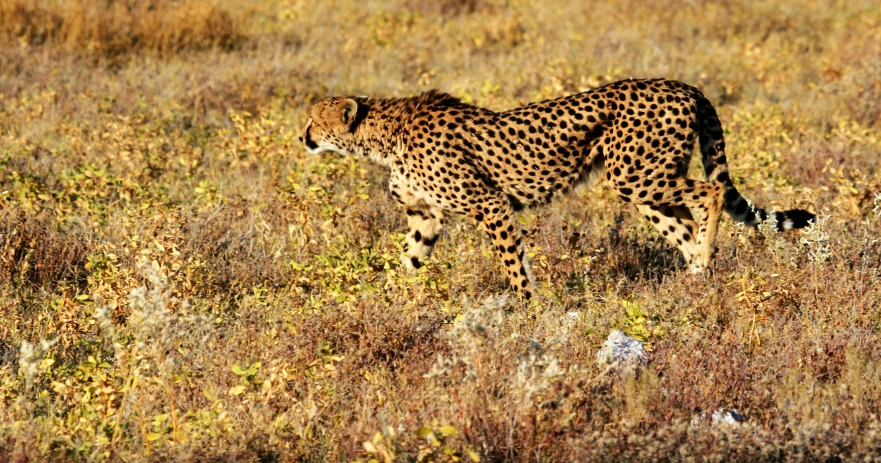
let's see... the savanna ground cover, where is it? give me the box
[1,0,881,461]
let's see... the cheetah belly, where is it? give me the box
[486,141,605,208]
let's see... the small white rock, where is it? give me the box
[711,408,747,425]
[596,330,647,373]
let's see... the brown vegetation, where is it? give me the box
[0,0,245,58]
[1,0,880,461]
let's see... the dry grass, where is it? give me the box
[1,0,881,461]
[0,0,245,58]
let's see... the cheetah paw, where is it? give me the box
[400,254,423,272]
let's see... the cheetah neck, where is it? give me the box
[352,91,467,167]
[350,97,414,167]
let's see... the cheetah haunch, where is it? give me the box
[299,79,815,300]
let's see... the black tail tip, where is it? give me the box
[785,209,816,230]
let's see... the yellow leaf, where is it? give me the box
[363,441,378,453]
[146,433,162,442]
[438,425,458,436]
[229,385,247,396]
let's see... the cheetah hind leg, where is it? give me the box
[680,182,726,273]
[636,204,701,269]
[401,207,444,271]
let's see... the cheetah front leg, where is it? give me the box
[470,195,535,300]
[401,206,444,270]
[389,172,445,271]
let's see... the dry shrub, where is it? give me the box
[1,0,881,460]
[184,201,293,295]
[0,0,246,58]
[653,335,757,414]
[405,0,487,17]
[316,297,448,372]
[0,211,89,289]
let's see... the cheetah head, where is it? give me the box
[299,97,364,155]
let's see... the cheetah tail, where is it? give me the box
[695,95,816,231]
[722,186,816,231]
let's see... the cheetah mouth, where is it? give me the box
[303,141,338,156]
[303,136,319,151]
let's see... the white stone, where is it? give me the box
[596,330,647,373]
[711,408,747,425]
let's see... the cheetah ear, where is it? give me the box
[341,99,359,128]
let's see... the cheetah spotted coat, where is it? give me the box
[300,78,815,299]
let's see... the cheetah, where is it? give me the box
[299,78,815,300]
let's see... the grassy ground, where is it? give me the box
[1,0,881,461]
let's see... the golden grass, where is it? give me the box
[0,0,245,57]
[1,0,880,461]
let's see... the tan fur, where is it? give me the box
[300,79,815,299]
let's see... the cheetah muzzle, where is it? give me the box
[299,79,815,300]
